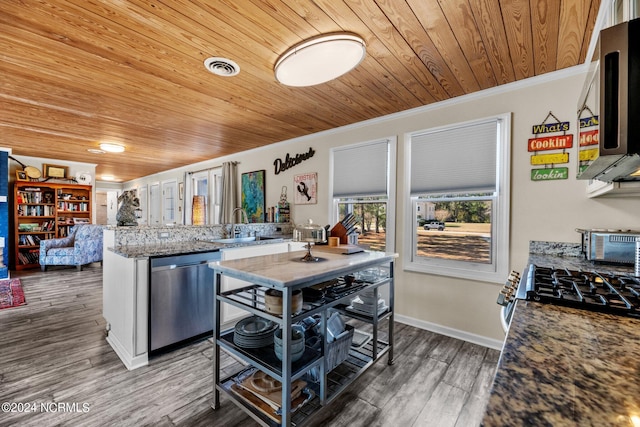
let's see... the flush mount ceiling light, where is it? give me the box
[99,143,125,153]
[275,33,366,87]
[204,57,240,77]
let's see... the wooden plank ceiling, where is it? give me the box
[1,0,600,182]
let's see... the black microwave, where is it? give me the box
[577,17,640,182]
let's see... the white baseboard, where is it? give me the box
[394,314,504,351]
[106,332,149,370]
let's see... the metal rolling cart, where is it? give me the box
[209,250,397,426]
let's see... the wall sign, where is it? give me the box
[578,110,599,175]
[294,172,317,205]
[531,167,568,181]
[529,111,571,181]
[273,147,315,175]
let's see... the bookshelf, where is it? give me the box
[13,182,92,270]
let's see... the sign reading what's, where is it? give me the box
[531,167,568,181]
[532,121,570,134]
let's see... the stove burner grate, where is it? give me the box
[526,265,640,317]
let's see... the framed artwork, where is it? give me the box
[241,170,266,223]
[16,170,28,181]
[43,164,68,179]
[73,217,91,224]
[294,172,317,204]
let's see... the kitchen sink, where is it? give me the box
[210,236,257,244]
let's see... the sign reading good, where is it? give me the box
[273,147,315,175]
[579,129,599,146]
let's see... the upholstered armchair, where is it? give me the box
[39,225,105,271]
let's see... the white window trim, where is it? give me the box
[403,113,511,283]
[329,137,397,252]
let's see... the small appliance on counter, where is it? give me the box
[576,228,640,264]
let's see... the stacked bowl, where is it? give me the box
[273,326,305,362]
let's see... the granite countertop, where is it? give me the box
[483,246,640,426]
[483,301,640,426]
[209,250,398,288]
[109,237,289,258]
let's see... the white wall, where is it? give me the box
[125,65,640,344]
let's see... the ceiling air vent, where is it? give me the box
[204,57,240,77]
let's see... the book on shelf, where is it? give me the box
[17,249,40,265]
[18,235,42,246]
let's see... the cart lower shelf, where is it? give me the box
[217,337,390,427]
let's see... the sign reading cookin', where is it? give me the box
[527,135,573,151]
[528,111,571,181]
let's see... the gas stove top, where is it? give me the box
[524,265,640,318]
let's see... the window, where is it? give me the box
[185,167,222,224]
[331,138,396,252]
[405,114,510,282]
[162,180,177,224]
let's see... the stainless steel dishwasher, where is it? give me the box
[149,251,221,353]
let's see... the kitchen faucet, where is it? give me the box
[231,207,249,237]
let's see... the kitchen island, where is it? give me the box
[102,224,296,370]
[209,249,398,427]
[483,250,640,426]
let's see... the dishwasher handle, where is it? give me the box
[151,259,215,272]
[150,251,221,271]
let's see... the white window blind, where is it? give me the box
[333,140,388,197]
[410,120,498,195]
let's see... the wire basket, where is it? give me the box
[325,324,354,372]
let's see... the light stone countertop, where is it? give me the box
[108,237,289,258]
[483,248,640,426]
[209,250,398,288]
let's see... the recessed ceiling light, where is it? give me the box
[204,57,240,77]
[101,175,115,181]
[275,33,366,87]
[99,143,125,153]
[87,148,106,154]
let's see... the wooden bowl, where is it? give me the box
[264,289,302,315]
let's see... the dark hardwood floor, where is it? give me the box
[0,266,499,427]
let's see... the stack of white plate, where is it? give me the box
[347,290,388,316]
[233,316,278,349]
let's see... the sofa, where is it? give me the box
[39,224,105,271]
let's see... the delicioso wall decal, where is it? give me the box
[528,111,572,181]
[273,147,315,175]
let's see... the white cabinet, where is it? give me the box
[288,241,307,252]
[103,229,150,370]
[220,242,290,324]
